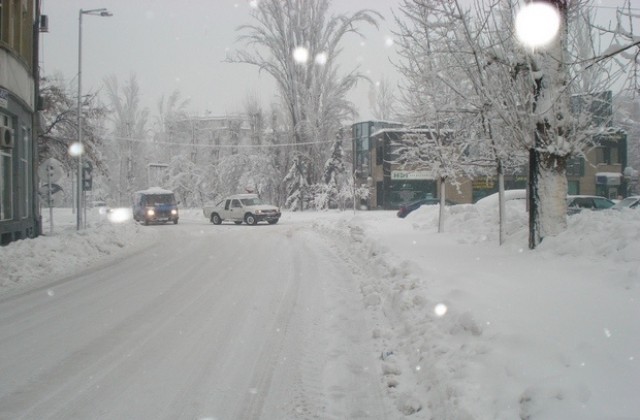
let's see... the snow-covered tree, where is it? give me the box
[244,93,265,146]
[394,0,633,246]
[323,137,345,185]
[369,77,398,122]
[283,154,310,211]
[104,74,150,205]
[152,90,189,168]
[38,73,108,205]
[394,0,532,241]
[230,0,381,204]
[392,125,476,232]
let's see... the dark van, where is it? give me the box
[132,188,179,225]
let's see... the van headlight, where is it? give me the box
[171,209,178,215]
[146,208,155,216]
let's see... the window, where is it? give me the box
[566,157,584,177]
[593,140,621,165]
[0,0,3,42]
[567,180,580,195]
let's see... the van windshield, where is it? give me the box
[145,194,176,205]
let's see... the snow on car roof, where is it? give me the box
[476,189,527,208]
[135,187,174,195]
[229,193,259,198]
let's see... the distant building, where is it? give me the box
[352,103,627,209]
[1,0,42,245]
[167,114,253,160]
[353,123,484,209]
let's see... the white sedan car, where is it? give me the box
[613,195,640,210]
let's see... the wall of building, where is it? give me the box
[353,120,627,210]
[0,0,40,245]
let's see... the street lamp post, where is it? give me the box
[76,8,112,230]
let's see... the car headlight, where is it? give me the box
[255,209,263,214]
[147,209,155,216]
[171,209,178,215]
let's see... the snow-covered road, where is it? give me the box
[0,218,389,419]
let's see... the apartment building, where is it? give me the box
[352,115,627,209]
[0,0,41,245]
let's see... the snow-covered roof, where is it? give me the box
[134,187,174,195]
[595,172,622,178]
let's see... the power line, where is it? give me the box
[108,135,335,149]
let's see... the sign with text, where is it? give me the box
[391,170,432,181]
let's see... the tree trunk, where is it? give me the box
[536,151,568,239]
[438,177,446,233]
[497,162,505,246]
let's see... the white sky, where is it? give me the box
[38,1,636,121]
[39,0,401,120]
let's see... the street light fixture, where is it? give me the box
[76,8,112,230]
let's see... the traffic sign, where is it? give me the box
[38,158,64,183]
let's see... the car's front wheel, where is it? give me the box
[244,213,258,225]
[211,213,222,225]
[268,219,279,225]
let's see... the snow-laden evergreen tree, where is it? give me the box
[283,155,310,211]
[317,137,345,209]
[230,0,381,207]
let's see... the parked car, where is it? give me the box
[566,195,615,215]
[397,196,456,218]
[132,188,179,225]
[91,200,110,215]
[475,189,527,210]
[612,195,640,210]
[203,194,281,225]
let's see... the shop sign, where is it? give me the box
[595,172,621,186]
[391,170,431,180]
[473,179,495,189]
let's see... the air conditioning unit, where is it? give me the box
[40,15,49,33]
[0,126,15,148]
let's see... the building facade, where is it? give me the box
[1,0,41,245]
[353,118,628,210]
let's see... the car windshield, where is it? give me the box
[241,197,264,206]
[616,197,639,208]
[595,198,614,209]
